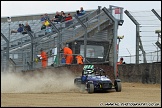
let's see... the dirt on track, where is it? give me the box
[1,69,161,107]
[1,83,161,107]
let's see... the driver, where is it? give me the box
[86,69,95,76]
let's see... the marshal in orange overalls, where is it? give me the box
[63,47,73,64]
[40,51,48,68]
[76,55,83,64]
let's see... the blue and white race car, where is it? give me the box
[74,65,121,93]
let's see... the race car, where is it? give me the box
[74,65,121,93]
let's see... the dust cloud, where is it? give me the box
[1,68,80,93]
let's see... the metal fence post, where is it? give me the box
[97,6,101,31]
[46,18,61,66]
[124,10,141,64]
[151,9,161,21]
[102,7,118,79]
[74,14,87,63]
[1,33,9,72]
[22,24,34,69]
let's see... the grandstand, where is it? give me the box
[1,5,124,73]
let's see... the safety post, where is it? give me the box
[1,33,9,71]
[22,24,34,69]
[151,9,161,21]
[74,14,87,63]
[46,17,61,66]
[102,7,118,79]
[124,10,147,64]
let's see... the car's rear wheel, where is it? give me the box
[115,81,121,92]
[87,83,94,93]
[74,78,81,87]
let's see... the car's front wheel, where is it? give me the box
[87,83,94,93]
[115,81,121,92]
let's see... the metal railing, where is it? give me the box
[125,9,161,64]
[1,6,124,72]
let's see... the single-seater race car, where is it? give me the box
[74,65,121,93]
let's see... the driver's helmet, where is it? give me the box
[86,69,94,74]
[83,65,94,75]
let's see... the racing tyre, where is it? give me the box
[115,82,121,92]
[74,79,77,85]
[74,78,81,87]
[87,83,94,93]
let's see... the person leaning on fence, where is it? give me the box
[76,54,83,64]
[40,48,48,68]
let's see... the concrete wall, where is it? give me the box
[118,63,161,84]
[21,62,161,84]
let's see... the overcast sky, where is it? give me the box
[1,1,161,63]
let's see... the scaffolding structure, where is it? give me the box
[1,5,124,79]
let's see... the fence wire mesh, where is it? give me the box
[126,9,161,63]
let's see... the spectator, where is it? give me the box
[62,44,73,64]
[11,24,23,34]
[76,10,82,16]
[65,13,72,21]
[51,11,60,22]
[52,11,61,23]
[60,11,66,22]
[76,7,86,17]
[65,13,73,27]
[57,15,63,23]
[44,13,50,19]
[41,22,46,30]
[22,22,32,34]
[45,24,52,35]
[80,7,86,15]
[44,18,50,27]
[40,48,48,68]
[40,15,45,22]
